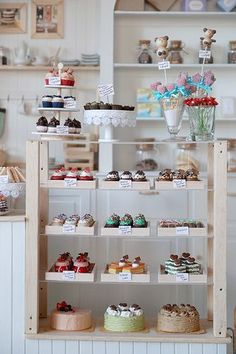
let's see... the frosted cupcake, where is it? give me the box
[79,168,94,181]
[52,95,64,108]
[64,118,75,133]
[42,95,53,108]
[36,116,48,132]
[48,117,60,133]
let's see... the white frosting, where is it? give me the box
[80,170,92,178]
[133,308,144,316]
[132,262,139,268]
[120,310,133,318]
[118,304,128,311]
[107,307,119,316]
[119,261,126,267]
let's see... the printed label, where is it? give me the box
[63,271,75,280]
[173,179,186,189]
[0,175,9,184]
[119,225,132,235]
[48,77,61,85]
[176,273,189,282]
[64,178,77,187]
[119,272,132,281]
[97,84,114,97]
[64,100,76,108]
[63,224,76,233]
[199,50,211,59]
[56,125,69,134]
[158,61,170,70]
[176,226,189,236]
[119,179,132,189]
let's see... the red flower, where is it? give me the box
[184,97,218,106]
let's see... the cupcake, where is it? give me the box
[61,68,75,86]
[66,168,79,179]
[45,69,58,85]
[64,118,75,133]
[73,119,81,134]
[51,214,67,226]
[133,170,147,182]
[73,253,90,273]
[172,169,186,180]
[133,214,147,228]
[78,214,94,227]
[105,170,120,181]
[52,95,64,108]
[79,168,94,181]
[90,101,100,110]
[120,171,132,181]
[84,103,91,110]
[105,213,120,228]
[112,104,122,110]
[186,168,199,181]
[36,116,48,132]
[157,169,173,181]
[42,95,53,108]
[50,168,67,180]
[55,253,72,272]
[48,117,60,133]
[100,102,111,110]
[120,214,133,227]
[64,217,77,226]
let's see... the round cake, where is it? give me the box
[157,304,200,333]
[104,303,145,332]
[50,301,92,331]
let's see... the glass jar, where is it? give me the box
[135,138,158,171]
[228,41,236,64]
[169,40,184,64]
[0,46,10,65]
[199,40,213,64]
[176,143,200,171]
[227,139,236,172]
[137,40,153,64]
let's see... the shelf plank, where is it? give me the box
[114,11,236,17]
[114,63,236,69]
[26,319,231,343]
[37,107,80,112]
[0,65,99,71]
[41,179,97,189]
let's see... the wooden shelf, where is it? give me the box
[0,65,99,71]
[136,117,236,122]
[37,107,79,112]
[114,63,236,69]
[114,10,236,17]
[26,318,231,343]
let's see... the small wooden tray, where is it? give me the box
[101,223,150,236]
[155,180,205,190]
[158,265,207,283]
[45,263,96,282]
[99,180,151,190]
[45,222,96,236]
[101,265,150,283]
[157,226,207,237]
[42,179,97,189]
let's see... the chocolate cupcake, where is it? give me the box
[64,118,75,134]
[112,104,122,110]
[84,103,91,110]
[120,213,133,227]
[120,171,132,180]
[105,213,120,228]
[90,101,100,110]
[105,170,120,181]
[133,170,147,182]
[172,169,186,180]
[157,169,173,181]
[36,116,48,132]
[99,102,111,110]
[73,119,81,133]
[48,117,60,133]
[185,168,199,181]
[133,214,147,228]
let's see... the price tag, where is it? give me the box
[64,178,77,187]
[176,273,189,282]
[0,175,9,184]
[158,61,170,70]
[63,224,76,233]
[173,179,186,189]
[63,271,75,280]
[119,225,132,235]
[48,76,61,85]
[56,125,69,134]
[97,84,114,97]
[119,272,132,281]
[176,226,189,236]
[119,180,132,189]
[64,100,76,108]
[199,50,211,59]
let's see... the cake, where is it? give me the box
[104,303,145,332]
[36,116,48,132]
[172,169,186,180]
[157,304,200,333]
[105,170,120,181]
[64,118,75,133]
[48,117,60,133]
[157,169,174,181]
[157,168,200,181]
[73,253,90,273]
[104,213,120,228]
[79,168,94,180]
[52,95,64,108]
[133,170,147,182]
[0,194,8,214]
[120,171,132,180]
[164,253,201,275]
[73,119,81,134]
[55,252,73,272]
[61,68,75,86]
[42,95,53,108]
[51,168,67,180]
[78,214,94,227]
[50,301,92,331]
[66,168,79,179]
[84,102,135,111]
[51,213,67,226]
[45,69,58,85]
[185,168,199,181]
[120,213,133,226]
[64,216,77,226]
[133,214,147,228]
[108,255,145,274]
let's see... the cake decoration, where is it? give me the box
[104,213,120,228]
[79,168,94,180]
[50,168,67,180]
[120,213,133,226]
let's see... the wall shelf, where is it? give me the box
[114,63,236,69]
[0,65,99,72]
[114,11,236,17]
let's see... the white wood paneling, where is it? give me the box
[80,341,93,354]
[147,342,161,354]
[25,340,39,354]
[106,341,120,354]
[52,340,66,354]
[93,341,106,354]
[65,341,79,354]
[120,342,134,354]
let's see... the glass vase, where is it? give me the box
[160,96,184,140]
[186,105,215,141]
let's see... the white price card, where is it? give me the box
[119,179,132,189]
[119,272,132,281]
[56,125,69,134]
[173,179,186,189]
[176,226,189,236]
[158,61,170,70]
[63,224,76,233]
[0,175,9,184]
[199,50,211,59]
[64,178,77,187]
[119,225,132,235]
[97,84,114,97]
[176,273,189,282]
[48,76,61,85]
[63,271,75,280]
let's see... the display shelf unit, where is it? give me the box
[26,139,227,342]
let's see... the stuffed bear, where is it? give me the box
[154,36,169,60]
[200,28,216,48]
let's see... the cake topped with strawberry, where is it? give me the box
[79,167,94,181]
[73,252,90,273]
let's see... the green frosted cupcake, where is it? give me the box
[105,213,120,228]
[133,214,147,228]
[120,214,133,227]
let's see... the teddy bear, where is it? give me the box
[154,36,169,60]
[200,28,216,49]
